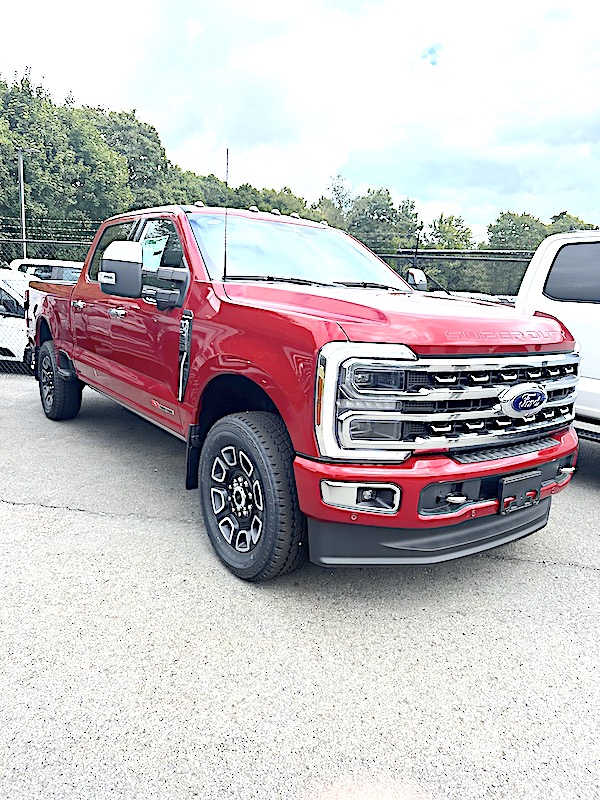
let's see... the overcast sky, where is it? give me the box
[3,0,600,240]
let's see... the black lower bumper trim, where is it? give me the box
[576,427,600,444]
[308,498,551,566]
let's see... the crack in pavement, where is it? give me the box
[0,498,198,526]
[484,550,600,572]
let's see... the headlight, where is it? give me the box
[314,342,417,461]
[343,360,408,394]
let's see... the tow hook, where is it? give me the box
[445,493,468,505]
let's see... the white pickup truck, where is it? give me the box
[513,230,600,443]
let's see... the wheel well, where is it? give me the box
[186,374,284,491]
[32,319,53,379]
[197,374,279,442]
[38,318,52,346]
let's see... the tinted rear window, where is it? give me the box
[544,242,600,303]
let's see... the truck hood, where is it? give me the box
[220,282,572,355]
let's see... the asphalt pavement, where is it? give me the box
[0,373,599,800]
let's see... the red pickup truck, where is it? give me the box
[26,205,579,581]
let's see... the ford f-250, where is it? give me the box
[26,205,579,581]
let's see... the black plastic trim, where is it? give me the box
[57,350,78,382]
[307,498,551,566]
[186,424,201,490]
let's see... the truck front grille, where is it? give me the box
[336,353,579,454]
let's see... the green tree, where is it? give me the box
[328,174,353,218]
[160,164,206,205]
[257,186,310,216]
[62,108,133,218]
[232,182,261,210]
[396,198,421,248]
[89,109,171,209]
[548,211,598,234]
[195,174,235,206]
[311,175,354,229]
[347,188,399,252]
[0,75,132,222]
[313,196,346,228]
[425,213,474,249]
[487,212,548,250]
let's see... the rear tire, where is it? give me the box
[199,411,307,582]
[38,340,82,420]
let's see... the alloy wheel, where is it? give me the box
[209,445,265,553]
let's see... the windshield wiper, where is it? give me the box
[224,275,334,287]
[334,280,408,291]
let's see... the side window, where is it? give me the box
[32,266,53,280]
[139,218,188,294]
[88,221,137,281]
[0,288,24,318]
[544,243,600,303]
[51,267,81,282]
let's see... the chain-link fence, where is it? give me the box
[0,238,91,266]
[385,249,534,297]
[0,236,93,375]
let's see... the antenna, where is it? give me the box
[223,148,229,281]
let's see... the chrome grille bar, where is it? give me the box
[335,351,579,453]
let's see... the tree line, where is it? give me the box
[1,73,597,253]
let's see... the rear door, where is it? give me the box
[71,220,138,387]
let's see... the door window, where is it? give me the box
[544,243,600,303]
[0,288,24,317]
[139,218,188,301]
[88,221,137,281]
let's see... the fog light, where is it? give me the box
[321,481,401,514]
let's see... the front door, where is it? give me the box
[105,217,190,431]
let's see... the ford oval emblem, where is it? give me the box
[499,383,548,418]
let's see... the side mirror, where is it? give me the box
[406,267,429,291]
[99,241,143,298]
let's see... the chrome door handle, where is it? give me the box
[108,307,127,318]
[71,299,86,309]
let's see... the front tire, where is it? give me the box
[199,412,307,582]
[38,340,82,420]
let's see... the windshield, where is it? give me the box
[188,213,410,290]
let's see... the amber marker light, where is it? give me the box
[315,363,326,426]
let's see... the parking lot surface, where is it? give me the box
[1,373,599,800]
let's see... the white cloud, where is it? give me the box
[3,0,600,233]
[1,0,160,108]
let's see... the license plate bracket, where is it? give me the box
[498,470,543,515]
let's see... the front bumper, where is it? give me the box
[293,427,578,565]
[308,499,550,565]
